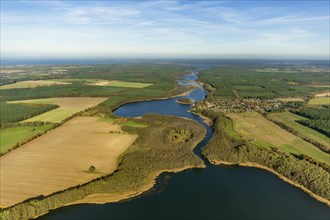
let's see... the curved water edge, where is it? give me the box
[39,72,330,220]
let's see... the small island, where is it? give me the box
[176,97,194,105]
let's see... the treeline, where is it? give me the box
[0,103,58,124]
[200,110,330,201]
[295,106,330,137]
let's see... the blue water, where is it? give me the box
[38,73,330,220]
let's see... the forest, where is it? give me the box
[199,66,329,99]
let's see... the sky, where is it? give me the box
[1,0,329,59]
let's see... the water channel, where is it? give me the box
[39,73,329,220]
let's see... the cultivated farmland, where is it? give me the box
[227,112,329,164]
[10,97,107,123]
[0,117,137,207]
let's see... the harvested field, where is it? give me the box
[0,80,71,89]
[308,97,330,105]
[10,97,107,123]
[227,112,329,164]
[0,117,137,207]
[86,79,153,88]
[277,97,304,102]
[0,70,25,74]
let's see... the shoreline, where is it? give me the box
[190,111,213,126]
[176,100,194,105]
[210,159,330,207]
[65,164,205,206]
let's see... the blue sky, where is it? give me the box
[1,0,329,58]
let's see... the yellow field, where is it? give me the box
[86,79,153,88]
[277,97,304,102]
[0,80,71,89]
[315,92,330,98]
[9,97,107,123]
[0,70,25,74]
[0,117,137,207]
[227,112,329,164]
[308,97,330,105]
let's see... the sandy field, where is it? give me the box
[0,117,137,207]
[0,80,71,89]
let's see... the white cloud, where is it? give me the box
[1,0,329,58]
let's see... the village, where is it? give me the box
[192,97,292,113]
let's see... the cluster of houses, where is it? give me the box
[193,98,284,113]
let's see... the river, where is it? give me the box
[39,73,329,220]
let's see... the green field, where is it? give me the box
[0,124,53,153]
[268,112,330,151]
[11,97,107,123]
[99,117,148,128]
[23,109,78,123]
[227,112,329,164]
[276,98,305,102]
[123,121,148,128]
[308,97,330,105]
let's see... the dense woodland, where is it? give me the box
[199,66,329,99]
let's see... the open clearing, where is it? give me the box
[315,92,330,98]
[0,117,137,207]
[9,97,107,123]
[0,70,25,74]
[0,80,71,90]
[54,78,153,88]
[268,112,330,151]
[84,79,153,88]
[308,97,330,105]
[227,112,329,164]
[0,124,53,154]
[276,97,304,102]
